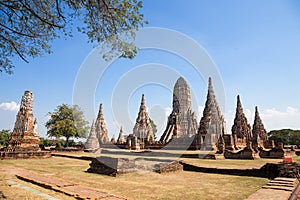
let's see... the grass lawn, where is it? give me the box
[53,149,285,169]
[0,155,271,200]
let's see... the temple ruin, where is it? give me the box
[84,77,284,159]
[160,77,197,144]
[84,120,100,152]
[117,127,126,145]
[197,77,226,152]
[1,90,51,159]
[223,95,257,159]
[95,103,110,145]
[131,94,154,148]
[252,106,268,150]
[231,95,252,149]
[252,107,284,158]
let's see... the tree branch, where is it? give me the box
[0,22,40,38]
[18,0,65,29]
[0,34,29,63]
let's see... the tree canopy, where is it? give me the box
[0,0,146,74]
[268,129,300,146]
[45,104,89,146]
[0,129,11,146]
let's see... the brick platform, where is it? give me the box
[0,164,129,200]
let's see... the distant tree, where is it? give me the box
[0,0,147,74]
[45,104,89,147]
[0,129,11,146]
[40,137,56,147]
[268,129,300,145]
[149,118,157,140]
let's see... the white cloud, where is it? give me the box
[225,109,234,133]
[106,120,124,139]
[165,107,172,116]
[0,101,19,111]
[197,106,204,120]
[244,108,253,120]
[198,106,204,119]
[287,106,298,113]
[261,106,300,130]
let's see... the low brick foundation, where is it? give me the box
[0,151,51,160]
[259,148,284,158]
[87,156,183,176]
[224,147,259,159]
[180,161,300,179]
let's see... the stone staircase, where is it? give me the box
[262,177,296,191]
[245,177,299,200]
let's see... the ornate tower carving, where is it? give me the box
[160,77,197,144]
[117,127,126,144]
[95,103,109,144]
[198,77,226,151]
[132,94,154,145]
[252,106,268,149]
[85,120,100,151]
[7,91,41,152]
[231,95,252,148]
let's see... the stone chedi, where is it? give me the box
[95,104,110,144]
[7,91,41,152]
[84,120,100,151]
[132,94,154,145]
[197,77,226,151]
[117,127,126,144]
[160,77,197,144]
[110,135,116,144]
[252,106,268,150]
[231,95,252,149]
[224,96,259,159]
[2,91,51,159]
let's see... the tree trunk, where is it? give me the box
[65,136,69,147]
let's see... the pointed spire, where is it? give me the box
[89,120,97,138]
[141,94,145,106]
[117,126,125,144]
[137,94,147,114]
[91,120,96,133]
[96,103,104,121]
[198,77,226,141]
[237,95,242,111]
[207,77,216,99]
[138,94,147,115]
[84,119,100,151]
[99,103,103,113]
[231,95,251,142]
[252,106,267,142]
[133,94,154,144]
[208,77,213,92]
[95,103,109,144]
[204,77,221,115]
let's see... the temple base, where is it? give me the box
[0,151,51,160]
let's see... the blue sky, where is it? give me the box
[1,0,300,139]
